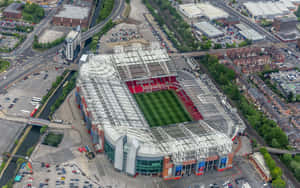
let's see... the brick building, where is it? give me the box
[52,4,91,28]
[226,47,284,73]
[3,3,23,19]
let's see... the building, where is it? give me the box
[220,16,240,26]
[273,16,300,42]
[235,24,265,42]
[75,44,245,179]
[250,153,271,182]
[3,3,23,19]
[65,27,81,61]
[52,4,91,28]
[225,46,283,73]
[194,21,224,38]
[178,3,228,20]
[243,1,292,21]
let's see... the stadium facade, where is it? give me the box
[75,43,245,180]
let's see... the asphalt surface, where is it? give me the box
[81,0,125,41]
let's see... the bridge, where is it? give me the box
[255,146,300,155]
[169,42,287,58]
[80,0,125,42]
[0,111,70,129]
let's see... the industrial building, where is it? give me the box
[178,3,228,20]
[273,16,300,42]
[235,24,265,42]
[75,44,245,179]
[52,4,91,28]
[64,27,81,61]
[243,0,295,21]
[194,21,224,38]
[3,3,23,19]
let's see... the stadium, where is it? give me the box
[75,43,245,180]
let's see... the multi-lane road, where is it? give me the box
[0,0,125,95]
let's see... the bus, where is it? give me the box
[31,97,41,102]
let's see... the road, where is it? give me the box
[213,0,280,43]
[81,0,125,41]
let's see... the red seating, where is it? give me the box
[125,76,203,120]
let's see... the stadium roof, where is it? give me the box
[78,44,233,161]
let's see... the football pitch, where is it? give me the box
[134,90,192,127]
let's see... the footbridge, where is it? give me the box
[169,42,287,58]
[0,111,70,129]
[255,146,300,155]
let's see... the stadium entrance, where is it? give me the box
[181,164,196,176]
[204,159,219,171]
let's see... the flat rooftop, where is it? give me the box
[179,3,228,20]
[243,1,291,19]
[4,3,23,14]
[55,4,90,20]
[194,21,224,38]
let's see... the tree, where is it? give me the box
[294,166,300,181]
[272,178,285,188]
[287,91,294,102]
[271,167,282,179]
[214,43,222,49]
[271,138,280,148]
[40,125,48,134]
[282,153,292,166]
[295,5,300,18]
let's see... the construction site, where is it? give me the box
[75,43,246,180]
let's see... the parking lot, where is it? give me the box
[14,161,102,188]
[0,119,25,156]
[0,68,64,117]
[0,35,20,49]
[98,22,156,53]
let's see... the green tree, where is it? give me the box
[282,153,292,166]
[294,166,300,181]
[271,167,282,179]
[272,178,286,188]
[271,138,280,148]
[295,5,300,17]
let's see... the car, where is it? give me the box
[5,97,10,101]
[13,98,18,103]
[8,104,14,109]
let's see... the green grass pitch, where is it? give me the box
[134,90,192,127]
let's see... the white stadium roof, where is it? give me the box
[77,44,237,161]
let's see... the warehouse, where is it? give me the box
[236,24,265,41]
[194,21,224,38]
[179,3,228,20]
[243,1,291,20]
[75,44,243,180]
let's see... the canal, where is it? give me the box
[0,71,76,186]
